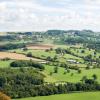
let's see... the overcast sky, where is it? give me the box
[0,0,100,32]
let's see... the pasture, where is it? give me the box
[0,60,12,68]
[0,61,99,83]
[44,65,100,83]
[9,45,84,63]
[0,43,100,83]
[14,92,100,100]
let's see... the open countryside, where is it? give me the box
[0,0,100,100]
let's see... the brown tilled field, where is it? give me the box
[0,52,45,62]
[27,44,54,50]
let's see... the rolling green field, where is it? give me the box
[44,65,100,83]
[0,60,100,83]
[9,44,100,67]
[70,48,100,59]
[14,92,100,100]
[9,47,84,63]
[0,60,13,68]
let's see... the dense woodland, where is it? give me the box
[0,68,44,98]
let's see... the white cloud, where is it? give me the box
[85,0,100,4]
[0,0,100,31]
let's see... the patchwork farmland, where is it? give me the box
[0,30,100,100]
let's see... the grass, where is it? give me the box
[9,48,83,63]
[10,49,56,59]
[14,92,100,100]
[0,60,99,83]
[0,60,12,68]
[44,65,100,83]
[9,44,99,65]
[70,48,100,59]
[0,60,100,83]
[1,44,100,92]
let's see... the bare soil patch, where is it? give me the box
[27,44,54,50]
[0,52,45,62]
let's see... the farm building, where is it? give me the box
[67,59,79,64]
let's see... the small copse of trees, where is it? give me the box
[10,60,45,70]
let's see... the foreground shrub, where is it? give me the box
[0,92,11,100]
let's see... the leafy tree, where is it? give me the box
[81,50,85,53]
[81,76,87,83]
[78,70,81,74]
[92,74,97,80]
[27,52,33,57]
[54,66,58,73]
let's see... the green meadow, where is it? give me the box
[14,92,100,100]
[44,65,100,83]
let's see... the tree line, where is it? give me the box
[0,43,26,51]
[10,60,45,70]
